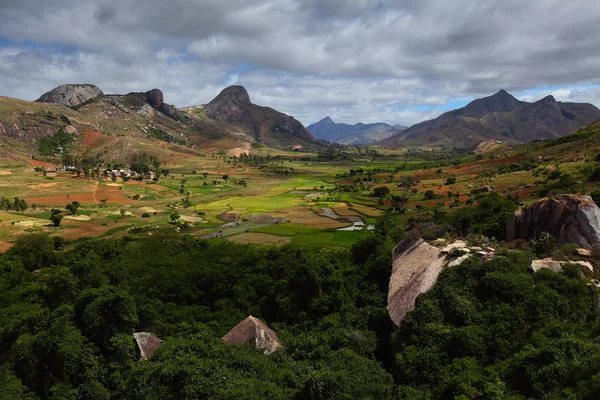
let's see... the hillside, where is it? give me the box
[0,84,322,163]
[307,116,407,144]
[382,89,600,148]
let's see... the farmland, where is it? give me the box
[2,125,600,252]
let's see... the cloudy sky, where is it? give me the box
[1,0,600,127]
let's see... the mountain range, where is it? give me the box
[0,84,321,163]
[381,89,600,148]
[307,117,407,144]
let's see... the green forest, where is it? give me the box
[2,200,600,399]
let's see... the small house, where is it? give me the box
[43,168,57,177]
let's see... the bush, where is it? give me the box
[532,231,556,256]
[591,189,600,206]
[141,213,150,218]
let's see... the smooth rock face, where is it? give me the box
[387,235,446,327]
[145,89,164,108]
[507,195,600,250]
[133,332,161,360]
[222,315,283,355]
[37,84,103,107]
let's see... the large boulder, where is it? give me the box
[507,195,600,250]
[222,315,283,355]
[387,233,446,327]
[36,84,103,107]
[133,332,161,360]
[145,89,164,108]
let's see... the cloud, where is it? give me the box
[0,0,599,127]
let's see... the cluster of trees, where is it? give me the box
[0,196,28,211]
[38,129,76,156]
[1,202,600,398]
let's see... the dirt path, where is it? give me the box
[92,182,99,204]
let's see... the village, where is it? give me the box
[42,166,158,181]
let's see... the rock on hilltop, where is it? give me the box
[204,85,252,125]
[36,84,104,107]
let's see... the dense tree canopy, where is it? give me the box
[0,207,599,399]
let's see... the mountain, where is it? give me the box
[382,90,600,148]
[307,116,407,144]
[198,85,316,148]
[0,84,321,163]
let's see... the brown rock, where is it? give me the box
[387,233,446,327]
[133,332,161,360]
[222,315,283,355]
[145,89,164,108]
[507,195,600,250]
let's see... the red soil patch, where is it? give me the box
[0,240,13,253]
[80,130,103,149]
[24,193,96,206]
[28,159,54,167]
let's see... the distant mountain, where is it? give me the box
[381,90,600,148]
[307,116,407,144]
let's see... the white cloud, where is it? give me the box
[0,0,599,127]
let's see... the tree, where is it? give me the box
[170,212,180,224]
[397,176,420,195]
[423,190,436,200]
[66,201,80,215]
[9,233,55,271]
[50,209,63,227]
[445,176,457,185]
[373,186,390,198]
[222,174,229,183]
[202,172,209,180]
[162,169,170,178]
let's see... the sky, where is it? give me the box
[1,0,600,127]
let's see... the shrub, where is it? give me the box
[142,213,150,218]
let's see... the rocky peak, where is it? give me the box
[507,195,600,249]
[145,89,164,108]
[36,84,104,107]
[461,89,525,118]
[204,85,252,124]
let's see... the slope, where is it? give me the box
[382,90,600,148]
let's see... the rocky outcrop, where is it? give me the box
[507,195,600,250]
[531,258,594,274]
[145,89,164,108]
[204,85,252,124]
[222,315,283,355]
[133,332,161,360]
[37,84,103,107]
[388,236,446,327]
[202,85,315,146]
[388,230,498,327]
